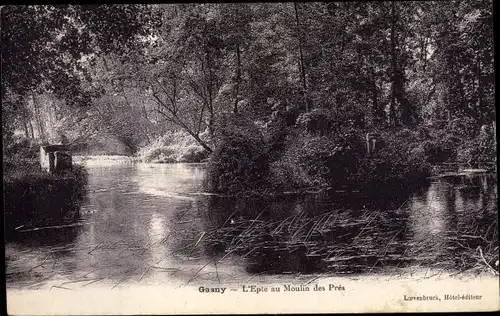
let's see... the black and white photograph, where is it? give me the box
[2,2,498,314]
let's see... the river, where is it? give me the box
[5,159,498,290]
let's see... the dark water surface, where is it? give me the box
[5,161,498,289]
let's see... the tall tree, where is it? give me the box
[1,5,154,145]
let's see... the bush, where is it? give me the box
[137,130,209,163]
[456,136,496,163]
[349,129,432,193]
[295,108,333,135]
[4,163,88,236]
[4,136,39,161]
[207,108,473,196]
[295,106,366,136]
[275,129,364,189]
[433,118,496,163]
[410,138,456,164]
[205,115,432,195]
[445,116,479,140]
[205,114,270,194]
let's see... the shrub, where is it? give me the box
[4,136,39,161]
[268,159,304,191]
[445,116,479,140]
[181,144,209,163]
[410,138,456,164]
[267,128,365,190]
[295,108,333,135]
[137,130,209,163]
[4,163,88,236]
[350,129,432,193]
[295,106,366,136]
[265,116,289,162]
[280,136,333,187]
[456,136,496,163]
[205,114,270,194]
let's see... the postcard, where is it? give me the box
[3,2,498,314]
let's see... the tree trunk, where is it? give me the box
[458,74,467,116]
[28,116,35,140]
[140,99,152,142]
[477,59,483,120]
[294,2,310,112]
[370,66,382,126]
[421,35,429,73]
[233,42,241,114]
[389,1,397,127]
[205,47,216,145]
[192,132,213,154]
[161,109,213,154]
[22,116,30,139]
[32,94,46,142]
[120,87,150,144]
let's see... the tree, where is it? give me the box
[217,3,253,114]
[1,5,154,146]
[429,0,494,125]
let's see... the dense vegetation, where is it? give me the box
[136,130,209,163]
[2,3,496,194]
[3,138,88,235]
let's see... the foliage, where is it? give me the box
[456,124,496,163]
[295,109,333,135]
[271,129,363,189]
[3,135,40,161]
[1,5,155,150]
[4,155,88,235]
[1,3,495,192]
[205,114,269,194]
[350,130,432,193]
[136,130,209,163]
[1,5,154,100]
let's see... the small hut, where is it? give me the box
[39,145,72,173]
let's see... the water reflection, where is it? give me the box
[406,182,454,265]
[202,173,497,275]
[135,163,205,198]
[5,163,498,288]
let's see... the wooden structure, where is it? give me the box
[39,145,73,173]
[366,132,383,156]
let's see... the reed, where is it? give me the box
[201,205,498,275]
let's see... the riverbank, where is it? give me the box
[204,113,496,197]
[73,154,135,166]
[3,157,88,237]
[204,114,431,196]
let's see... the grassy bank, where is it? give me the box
[3,139,88,237]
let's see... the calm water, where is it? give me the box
[5,161,498,289]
